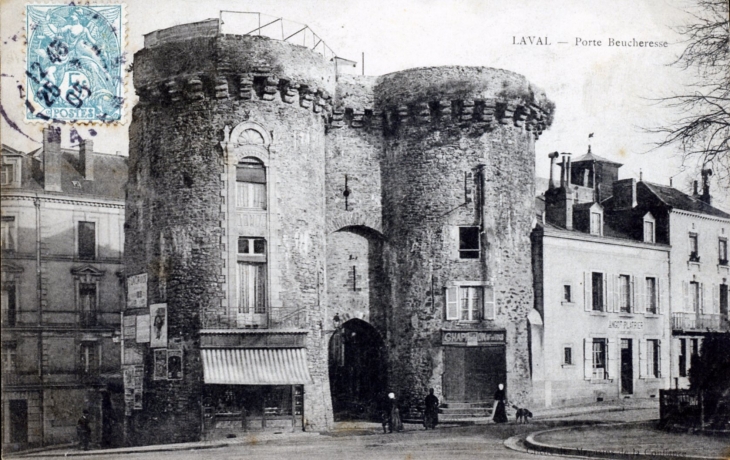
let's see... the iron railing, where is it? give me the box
[219,12,338,61]
[671,312,726,331]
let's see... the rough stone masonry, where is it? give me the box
[126,18,553,443]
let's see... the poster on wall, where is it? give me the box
[123,365,136,416]
[133,364,144,410]
[167,349,183,380]
[153,349,168,380]
[123,314,136,340]
[136,314,150,343]
[124,346,144,365]
[127,273,148,310]
[149,303,168,348]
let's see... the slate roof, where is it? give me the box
[2,144,127,201]
[572,151,623,166]
[642,181,730,219]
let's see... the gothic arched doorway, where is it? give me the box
[328,318,387,421]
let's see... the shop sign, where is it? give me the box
[442,330,506,346]
[608,320,644,331]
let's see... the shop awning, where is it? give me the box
[201,348,313,385]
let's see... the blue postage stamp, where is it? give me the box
[25,4,125,123]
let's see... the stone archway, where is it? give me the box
[328,319,387,421]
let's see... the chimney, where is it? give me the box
[612,179,637,210]
[79,140,94,180]
[693,180,699,197]
[43,127,62,192]
[548,152,559,190]
[544,152,575,230]
[700,169,712,205]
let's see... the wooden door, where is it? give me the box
[620,339,633,394]
[9,400,28,444]
[443,347,466,401]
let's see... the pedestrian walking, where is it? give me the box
[492,383,508,424]
[77,409,92,450]
[388,392,404,432]
[423,388,439,429]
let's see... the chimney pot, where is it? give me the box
[42,127,62,192]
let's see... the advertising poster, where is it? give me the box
[149,303,168,348]
[136,314,150,343]
[126,273,148,310]
[153,349,168,380]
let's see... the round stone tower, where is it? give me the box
[375,67,553,408]
[126,19,336,443]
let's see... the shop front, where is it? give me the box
[441,330,507,403]
[201,348,310,437]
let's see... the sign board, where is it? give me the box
[441,330,506,346]
[136,314,150,343]
[150,303,168,348]
[608,320,644,331]
[123,314,136,340]
[127,274,148,310]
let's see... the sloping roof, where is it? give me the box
[572,151,623,166]
[642,181,730,219]
[2,144,127,201]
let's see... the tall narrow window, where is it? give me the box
[79,283,97,327]
[1,216,16,251]
[690,281,700,312]
[458,227,480,259]
[643,219,655,243]
[689,233,699,262]
[647,339,660,378]
[590,212,602,236]
[645,277,657,314]
[78,221,96,260]
[592,338,607,379]
[0,163,14,185]
[237,237,267,318]
[80,342,98,374]
[719,239,728,265]
[679,338,687,377]
[1,283,17,327]
[720,284,728,318]
[1,342,17,373]
[236,158,266,209]
[563,347,573,365]
[619,275,631,313]
[592,272,604,312]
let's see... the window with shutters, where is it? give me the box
[592,338,607,379]
[618,275,632,313]
[458,227,480,259]
[77,221,96,260]
[647,339,660,378]
[445,284,495,321]
[236,158,266,209]
[645,277,657,314]
[592,272,604,312]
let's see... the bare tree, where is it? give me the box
[651,0,730,188]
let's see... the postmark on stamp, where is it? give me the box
[25,4,125,123]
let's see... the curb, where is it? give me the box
[521,422,725,460]
[10,443,229,458]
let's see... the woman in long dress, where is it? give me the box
[389,392,404,432]
[492,383,508,424]
[423,388,439,429]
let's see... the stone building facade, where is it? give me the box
[1,132,126,451]
[125,19,553,443]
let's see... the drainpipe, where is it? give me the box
[34,195,45,444]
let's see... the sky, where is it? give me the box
[1,0,720,207]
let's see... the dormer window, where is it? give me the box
[643,213,656,243]
[590,211,602,236]
[1,157,21,187]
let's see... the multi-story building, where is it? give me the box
[1,130,126,451]
[122,18,553,444]
[532,151,671,407]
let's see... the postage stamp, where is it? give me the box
[25,4,125,123]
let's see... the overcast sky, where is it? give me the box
[3,0,718,206]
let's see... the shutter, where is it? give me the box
[483,286,495,320]
[682,281,688,312]
[630,275,636,313]
[657,339,663,378]
[607,338,617,380]
[657,278,663,315]
[445,287,458,320]
[700,282,706,314]
[670,338,678,381]
[449,226,459,260]
[584,338,592,380]
[584,272,591,312]
[638,276,646,314]
[713,284,720,315]
[606,274,613,313]
[639,339,647,378]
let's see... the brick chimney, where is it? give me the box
[544,153,574,230]
[612,178,637,210]
[43,127,62,192]
[79,140,94,180]
[700,169,712,205]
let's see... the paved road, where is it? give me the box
[26,424,563,460]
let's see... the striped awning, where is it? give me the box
[201,348,313,385]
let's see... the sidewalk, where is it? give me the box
[516,421,729,460]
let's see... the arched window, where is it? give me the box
[236,158,266,210]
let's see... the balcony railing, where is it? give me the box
[672,312,727,331]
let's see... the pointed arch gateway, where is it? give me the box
[328,318,387,421]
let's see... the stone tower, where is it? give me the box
[125,18,552,444]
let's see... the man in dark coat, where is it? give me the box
[423,388,439,429]
[77,410,92,450]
